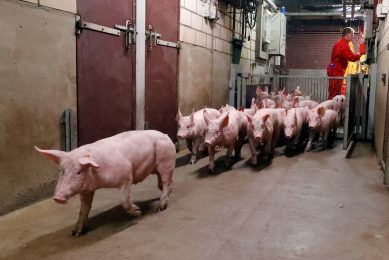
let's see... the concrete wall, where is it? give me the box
[374,17,389,162]
[178,0,267,115]
[0,0,77,215]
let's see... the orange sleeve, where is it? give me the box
[341,43,361,62]
[359,43,366,55]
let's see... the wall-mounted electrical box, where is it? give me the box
[255,2,285,60]
[256,3,271,60]
[269,12,286,56]
[377,2,389,18]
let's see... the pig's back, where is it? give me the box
[79,130,175,165]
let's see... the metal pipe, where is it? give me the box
[136,0,146,130]
[264,0,277,12]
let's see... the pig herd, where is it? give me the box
[35,87,345,237]
[177,87,345,172]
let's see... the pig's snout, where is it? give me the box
[177,134,184,140]
[53,197,67,204]
[53,195,68,204]
[285,135,291,140]
[204,140,212,145]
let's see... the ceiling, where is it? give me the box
[273,0,364,20]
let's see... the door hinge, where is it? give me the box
[76,15,121,37]
[76,16,136,48]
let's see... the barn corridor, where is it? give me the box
[0,142,389,260]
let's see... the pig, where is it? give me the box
[35,130,176,236]
[284,107,309,150]
[219,104,237,114]
[318,99,335,110]
[245,111,274,165]
[256,86,270,101]
[203,109,248,172]
[238,106,256,116]
[176,108,220,164]
[306,107,340,151]
[245,108,286,164]
[332,95,346,122]
[257,98,276,109]
[298,100,319,110]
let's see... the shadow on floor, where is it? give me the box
[193,155,245,178]
[0,198,160,260]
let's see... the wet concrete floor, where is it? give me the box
[0,141,389,260]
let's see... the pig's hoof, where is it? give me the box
[189,158,196,164]
[72,226,89,237]
[127,204,142,217]
[156,202,168,212]
[224,162,231,169]
[250,157,258,165]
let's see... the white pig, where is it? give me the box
[35,130,176,236]
[245,111,274,165]
[332,95,346,122]
[284,107,309,150]
[176,108,220,164]
[203,109,248,172]
[306,107,340,151]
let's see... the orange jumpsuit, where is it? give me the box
[327,38,366,99]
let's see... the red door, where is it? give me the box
[145,1,179,141]
[77,0,135,145]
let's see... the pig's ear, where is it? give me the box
[79,156,100,169]
[263,114,270,122]
[250,97,256,109]
[244,113,253,124]
[203,109,210,125]
[190,109,195,125]
[35,146,66,165]
[220,113,229,129]
[176,109,183,122]
[317,106,325,116]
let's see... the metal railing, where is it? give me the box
[233,73,345,108]
[233,73,371,153]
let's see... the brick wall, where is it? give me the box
[285,33,340,70]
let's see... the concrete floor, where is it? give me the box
[1,141,389,260]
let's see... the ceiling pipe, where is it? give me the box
[264,0,278,12]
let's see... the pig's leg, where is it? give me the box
[293,131,302,146]
[305,130,315,151]
[264,137,273,161]
[156,162,174,211]
[225,144,234,168]
[72,191,94,237]
[248,138,258,165]
[322,130,329,150]
[190,138,201,164]
[186,139,193,153]
[121,182,141,217]
[208,145,216,173]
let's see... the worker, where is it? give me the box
[327,27,366,99]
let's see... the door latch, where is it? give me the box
[115,20,136,48]
[146,25,180,51]
[146,25,161,51]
